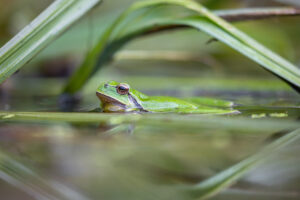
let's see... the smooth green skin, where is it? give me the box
[96,81,238,114]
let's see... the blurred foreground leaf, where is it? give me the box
[0,0,101,84]
[1,111,299,199]
[188,128,300,199]
[0,111,300,132]
[0,150,89,200]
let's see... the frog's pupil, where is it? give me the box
[117,84,129,95]
[119,86,126,91]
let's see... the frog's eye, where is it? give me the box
[116,84,129,95]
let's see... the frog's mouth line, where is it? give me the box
[96,92,126,107]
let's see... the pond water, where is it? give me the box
[0,77,299,200]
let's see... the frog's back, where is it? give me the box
[141,96,198,112]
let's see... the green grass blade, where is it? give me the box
[63,3,154,94]
[63,0,300,94]
[180,1,300,77]
[188,128,300,199]
[121,0,300,87]
[0,0,101,84]
[172,17,300,88]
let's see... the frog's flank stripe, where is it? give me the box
[128,93,148,112]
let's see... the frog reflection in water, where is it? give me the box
[96,81,238,114]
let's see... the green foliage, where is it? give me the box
[64,0,300,94]
[0,0,101,84]
[0,1,300,199]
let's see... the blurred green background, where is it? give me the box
[0,0,300,199]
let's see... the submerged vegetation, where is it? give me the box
[0,0,300,199]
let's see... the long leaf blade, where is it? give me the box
[0,0,101,84]
[189,128,300,199]
[0,149,89,200]
[63,0,300,94]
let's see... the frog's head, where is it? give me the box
[96,81,147,112]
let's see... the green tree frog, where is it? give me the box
[96,81,239,114]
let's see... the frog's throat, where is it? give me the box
[96,91,148,112]
[96,92,126,106]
